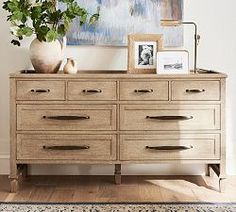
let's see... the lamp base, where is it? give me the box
[197,68,220,74]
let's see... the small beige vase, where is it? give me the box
[29,38,66,73]
[63,58,78,74]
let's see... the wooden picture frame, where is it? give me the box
[156,50,189,74]
[128,34,163,74]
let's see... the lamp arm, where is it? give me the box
[181,22,199,73]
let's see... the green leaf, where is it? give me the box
[7,2,18,11]
[79,13,87,25]
[36,25,50,42]
[11,10,23,21]
[62,13,71,31]
[89,13,99,25]
[57,24,65,36]
[59,0,74,4]
[11,39,21,46]
[31,6,42,19]
[45,29,58,42]
[17,26,33,37]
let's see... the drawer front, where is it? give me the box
[16,80,65,101]
[120,81,168,101]
[120,105,220,131]
[17,134,116,160]
[68,81,117,100]
[171,80,220,101]
[120,134,220,160]
[17,105,116,131]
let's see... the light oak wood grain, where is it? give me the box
[120,81,169,101]
[1,175,236,202]
[68,81,117,101]
[120,134,220,160]
[16,80,66,101]
[10,71,227,79]
[17,104,117,131]
[120,104,220,131]
[9,71,227,193]
[171,80,220,101]
[17,134,116,161]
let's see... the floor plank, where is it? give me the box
[0,175,236,202]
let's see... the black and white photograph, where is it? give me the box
[138,45,154,66]
[135,41,157,69]
[164,58,183,71]
[156,50,189,74]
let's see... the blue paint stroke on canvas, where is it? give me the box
[58,0,183,46]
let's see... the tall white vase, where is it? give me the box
[29,38,65,73]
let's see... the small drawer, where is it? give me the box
[120,81,168,101]
[120,105,220,131]
[68,81,117,101]
[16,80,65,101]
[17,105,116,131]
[120,134,220,160]
[17,134,116,160]
[171,80,220,101]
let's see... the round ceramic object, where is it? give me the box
[29,38,64,73]
[63,58,78,74]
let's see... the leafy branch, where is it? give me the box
[2,0,100,46]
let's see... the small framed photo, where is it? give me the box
[128,34,163,74]
[156,50,189,74]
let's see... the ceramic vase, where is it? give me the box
[29,37,66,73]
[63,58,78,74]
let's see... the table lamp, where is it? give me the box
[160,20,201,74]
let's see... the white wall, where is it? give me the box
[1,0,236,175]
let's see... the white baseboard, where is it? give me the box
[0,154,10,174]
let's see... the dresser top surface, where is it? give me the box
[10,70,227,79]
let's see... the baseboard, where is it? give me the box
[0,154,10,174]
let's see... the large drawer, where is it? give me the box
[17,105,116,131]
[16,80,66,101]
[120,105,220,131]
[171,80,220,101]
[120,81,168,101]
[120,134,220,160]
[68,81,117,100]
[17,134,116,160]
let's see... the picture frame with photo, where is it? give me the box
[128,34,163,74]
[156,50,189,74]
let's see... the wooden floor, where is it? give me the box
[1,175,236,202]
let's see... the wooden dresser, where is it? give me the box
[9,71,227,192]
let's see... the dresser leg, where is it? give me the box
[219,178,226,193]
[10,178,19,193]
[114,164,121,185]
[22,165,28,179]
[205,164,210,176]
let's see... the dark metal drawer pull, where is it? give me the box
[31,89,50,93]
[146,145,193,151]
[43,115,90,120]
[134,89,153,93]
[186,89,205,93]
[146,116,193,121]
[83,89,102,93]
[43,145,90,150]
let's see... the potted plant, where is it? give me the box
[2,0,99,73]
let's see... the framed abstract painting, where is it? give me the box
[58,0,183,47]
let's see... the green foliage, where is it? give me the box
[2,0,100,46]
